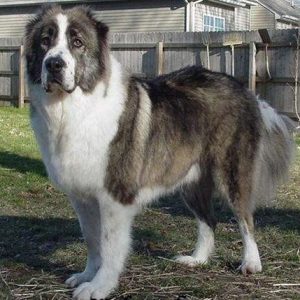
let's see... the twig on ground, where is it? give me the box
[0,270,12,297]
[273,283,300,287]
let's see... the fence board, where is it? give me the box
[0,30,299,117]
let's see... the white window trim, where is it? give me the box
[203,14,226,32]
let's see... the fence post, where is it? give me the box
[248,42,256,93]
[206,44,210,70]
[231,45,235,77]
[18,44,25,108]
[155,41,164,76]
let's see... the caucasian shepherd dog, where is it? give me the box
[24,5,295,300]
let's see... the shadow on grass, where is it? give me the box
[0,151,46,177]
[0,200,299,276]
[255,207,300,232]
[0,215,80,276]
[156,193,300,233]
[0,215,175,275]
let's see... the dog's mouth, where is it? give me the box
[44,76,75,94]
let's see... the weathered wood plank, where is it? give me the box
[249,42,256,92]
[0,71,17,76]
[0,46,20,51]
[18,44,24,108]
[155,41,164,76]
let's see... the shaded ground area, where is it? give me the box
[0,108,299,299]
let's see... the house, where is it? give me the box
[251,0,300,30]
[0,0,298,38]
[0,0,255,38]
[185,0,256,32]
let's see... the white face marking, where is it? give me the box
[42,13,76,93]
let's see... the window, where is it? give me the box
[204,15,225,32]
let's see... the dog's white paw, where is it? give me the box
[239,259,262,275]
[65,272,94,288]
[73,282,110,300]
[174,255,207,267]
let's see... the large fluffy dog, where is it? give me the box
[25,5,294,300]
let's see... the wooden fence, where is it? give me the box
[0,29,299,118]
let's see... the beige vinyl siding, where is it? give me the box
[235,6,250,31]
[194,2,235,32]
[0,7,34,38]
[0,0,185,38]
[250,5,275,30]
[0,0,91,4]
[92,0,185,33]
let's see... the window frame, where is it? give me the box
[203,14,226,32]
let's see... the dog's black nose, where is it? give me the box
[45,57,65,73]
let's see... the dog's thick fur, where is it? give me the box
[25,5,295,300]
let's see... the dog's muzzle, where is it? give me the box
[44,56,65,89]
[45,56,66,74]
[43,55,75,94]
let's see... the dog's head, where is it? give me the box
[25,5,109,94]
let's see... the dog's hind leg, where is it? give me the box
[226,185,262,274]
[236,210,262,275]
[219,158,262,275]
[175,169,216,267]
[232,185,262,275]
[66,196,101,288]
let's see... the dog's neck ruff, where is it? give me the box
[30,55,125,196]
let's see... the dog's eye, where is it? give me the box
[41,37,50,47]
[73,38,83,48]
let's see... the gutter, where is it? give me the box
[281,14,299,23]
[242,0,257,5]
[208,0,246,8]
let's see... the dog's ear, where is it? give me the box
[24,9,43,78]
[96,21,109,41]
[73,5,109,39]
[24,4,62,83]
[24,3,62,49]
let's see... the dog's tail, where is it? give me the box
[252,99,296,206]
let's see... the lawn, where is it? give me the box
[0,107,299,300]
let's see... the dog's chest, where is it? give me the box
[31,88,124,196]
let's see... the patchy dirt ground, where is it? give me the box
[0,108,299,300]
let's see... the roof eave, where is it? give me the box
[281,14,299,23]
[208,0,246,8]
[256,0,300,24]
[241,0,257,6]
[0,0,126,7]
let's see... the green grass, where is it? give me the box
[0,107,299,300]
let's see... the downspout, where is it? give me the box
[185,0,203,32]
[184,0,191,32]
[191,0,203,32]
[184,0,203,32]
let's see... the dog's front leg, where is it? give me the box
[73,194,138,300]
[66,196,101,288]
